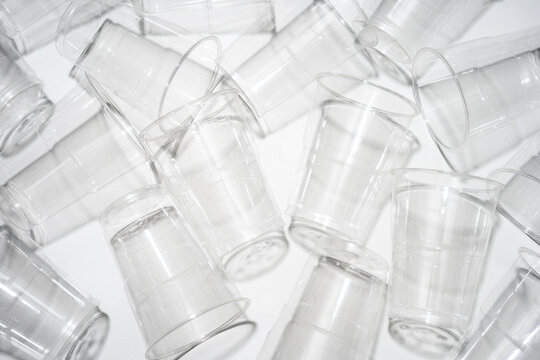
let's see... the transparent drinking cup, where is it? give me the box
[57,0,222,121]
[132,0,276,34]
[258,244,388,360]
[413,26,540,172]
[447,248,540,360]
[0,51,54,156]
[140,89,287,280]
[0,225,109,360]
[489,132,540,246]
[220,0,376,136]
[100,185,251,360]
[0,0,71,57]
[287,75,418,251]
[358,0,496,83]
[388,169,502,357]
[0,88,158,246]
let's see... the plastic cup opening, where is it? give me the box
[413,48,469,151]
[222,230,288,281]
[367,25,411,65]
[180,320,256,360]
[490,169,540,245]
[316,72,418,121]
[65,310,110,360]
[518,247,540,281]
[145,298,250,360]
[158,35,222,118]
[388,318,460,357]
[392,168,503,196]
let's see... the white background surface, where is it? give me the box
[1,0,540,359]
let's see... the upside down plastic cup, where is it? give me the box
[447,248,540,360]
[413,26,540,172]
[287,74,418,251]
[258,245,388,360]
[140,90,287,280]
[388,169,502,357]
[0,0,71,57]
[221,0,376,136]
[0,51,54,156]
[0,89,158,246]
[0,225,109,360]
[57,0,222,120]
[358,0,496,83]
[100,185,251,360]
[132,0,276,34]
[489,132,540,246]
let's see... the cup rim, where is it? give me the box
[145,297,251,360]
[320,99,417,143]
[489,168,540,245]
[412,47,470,151]
[316,72,419,119]
[518,247,540,280]
[391,168,504,194]
[139,89,242,154]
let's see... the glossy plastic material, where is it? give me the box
[359,0,495,83]
[57,0,222,120]
[100,186,250,360]
[140,90,287,280]
[389,169,502,357]
[221,0,376,136]
[413,26,540,172]
[0,51,53,156]
[287,74,418,251]
[258,245,388,360]
[0,0,70,56]
[132,0,276,34]
[0,225,109,360]
[0,89,157,246]
[447,248,540,360]
[490,132,540,246]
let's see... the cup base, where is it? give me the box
[388,318,459,357]
[223,230,288,281]
[288,217,357,253]
[63,309,109,360]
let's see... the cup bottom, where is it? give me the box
[222,230,288,281]
[63,309,110,360]
[288,217,356,253]
[388,318,459,357]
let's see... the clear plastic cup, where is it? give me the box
[132,0,276,34]
[57,0,222,120]
[220,0,376,136]
[413,26,540,172]
[359,0,496,83]
[258,244,388,360]
[0,225,109,360]
[100,185,251,360]
[489,132,540,246]
[388,169,502,357]
[140,89,287,280]
[447,248,540,360]
[0,0,71,57]
[0,88,158,246]
[0,51,54,156]
[287,75,418,251]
